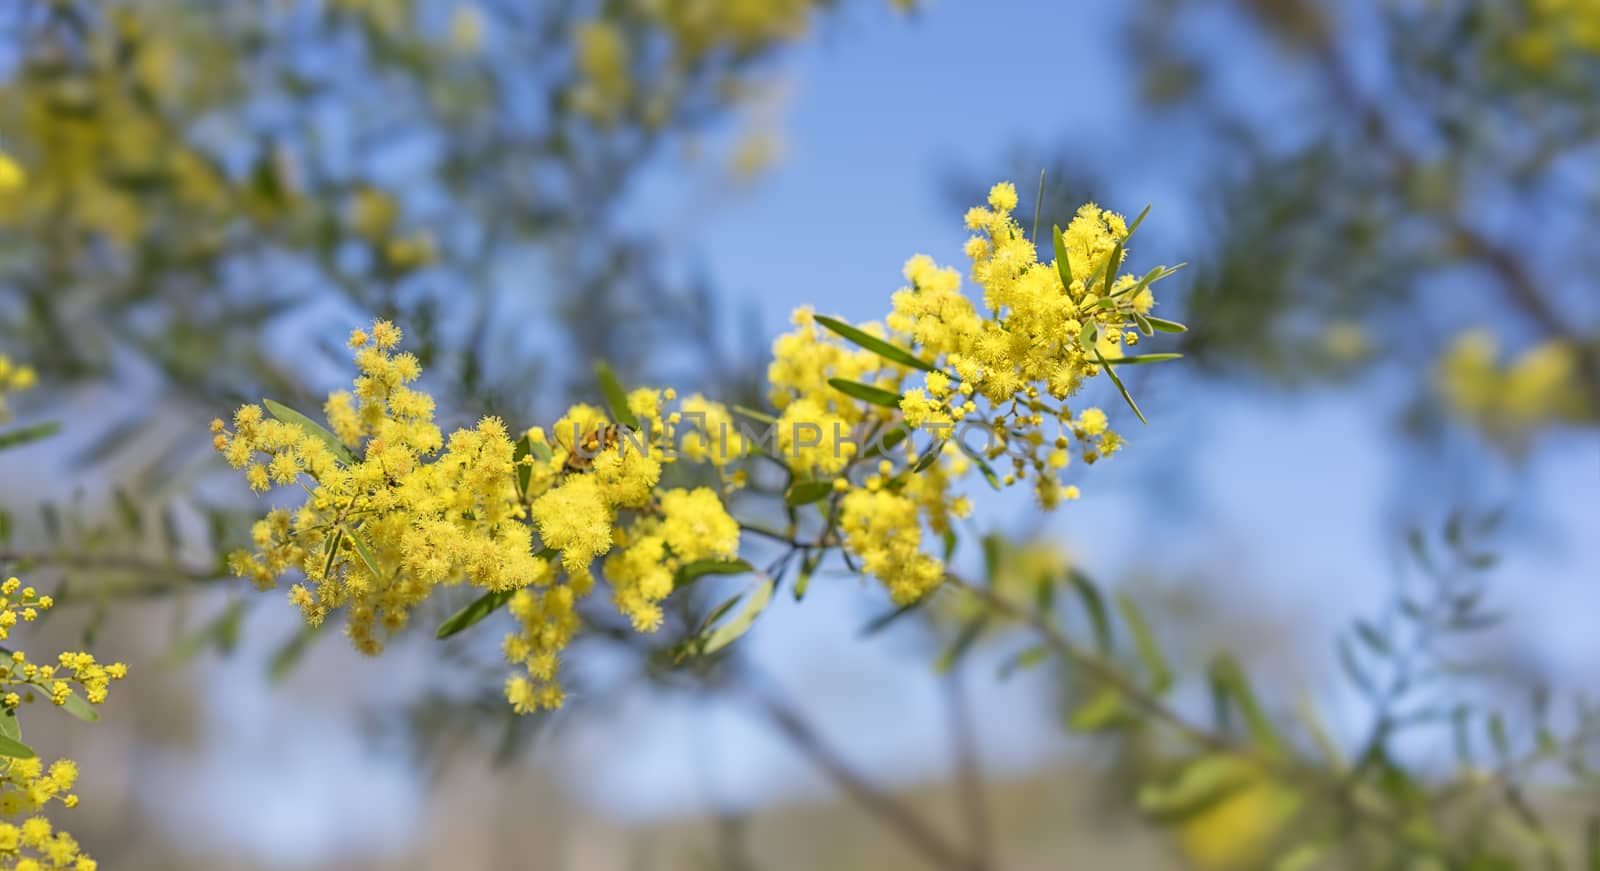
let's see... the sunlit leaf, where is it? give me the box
[436,589,517,639]
[674,558,754,590]
[594,360,639,429]
[827,377,901,409]
[813,315,936,373]
[263,399,354,465]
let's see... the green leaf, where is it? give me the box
[1095,347,1147,425]
[732,404,778,426]
[859,601,922,637]
[0,709,20,742]
[1124,203,1153,239]
[593,360,640,430]
[997,644,1050,680]
[1209,654,1283,754]
[793,549,821,601]
[512,434,534,498]
[1053,225,1074,290]
[827,377,901,409]
[1102,240,1123,296]
[1067,570,1113,654]
[1118,593,1172,692]
[0,421,61,451]
[701,576,777,656]
[263,399,355,466]
[785,480,834,507]
[348,531,383,578]
[862,424,909,459]
[1030,169,1046,244]
[1069,685,1128,732]
[60,691,100,723]
[1136,755,1256,822]
[934,616,988,674]
[1078,319,1099,352]
[1146,316,1189,333]
[813,315,936,373]
[675,558,754,590]
[1355,620,1392,657]
[1111,353,1183,365]
[436,589,517,639]
[958,442,1003,490]
[910,441,945,473]
[1132,312,1155,336]
[322,528,345,580]
[268,625,320,684]
[0,734,35,759]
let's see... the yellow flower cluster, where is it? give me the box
[218,322,745,712]
[1437,330,1595,443]
[1504,0,1600,72]
[0,578,124,871]
[0,356,35,421]
[221,183,1178,706]
[0,757,96,871]
[0,581,127,712]
[569,1,916,125]
[764,182,1175,602]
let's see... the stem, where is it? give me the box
[740,672,986,871]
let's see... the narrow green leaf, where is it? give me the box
[348,531,383,578]
[1117,593,1172,692]
[859,601,921,637]
[862,424,909,459]
[934,616,988,674]
[1209,654,1283,754]
[998,644,1050,680]
[1053,225,1074,290]
[1137,755,1256,822]
[263,399,354,466]
[0,421,61,451]
[1146,317,1188,333]
[910,441,945,473]
[512,434,534,498]
[1125,204,1153,239]
[732,404,778,426]
[0,734,35,759]
[702,576,777,655]
[59,691,99,723]
[1031,169,1046,244]
[322,528,344,580]
[1132,311,1155,336]
[1355,620,1392,657]
[268,626,320,684]
[793,549,822,601]
[0,710,20,742]
[1067,570,1113,653]
[813,315,935,373]
[784,480,834,507]
[593,360,640,429]
[436,589,517,639]
[1102,240,1123,296]
[675,558,754,590]
[1112,353,1183,365]
[827,377,901,409]
[1069,685,1128,732]
[1095,347,1147,425]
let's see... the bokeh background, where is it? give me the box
[0,0,1596,868]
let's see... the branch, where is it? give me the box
[0,550,226,603]
[738,671,987,871]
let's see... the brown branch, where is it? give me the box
[739,673,986,871]
[0,551,226,603]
